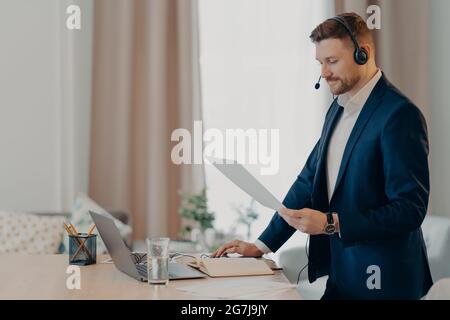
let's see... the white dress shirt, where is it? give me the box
[326,69,382,202]
[254,69,382,254]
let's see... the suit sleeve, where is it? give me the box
[338,103,430,246]
[257,139,321,252]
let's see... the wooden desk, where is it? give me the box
[0,254,301,300]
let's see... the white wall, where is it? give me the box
[430,0,450,218]
[0,0,93,212]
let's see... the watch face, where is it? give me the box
[325,224,336,234]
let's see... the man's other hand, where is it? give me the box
[211,240,263,258]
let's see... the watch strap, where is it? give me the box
[326,212,334,225]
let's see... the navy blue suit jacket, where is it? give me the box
[258,74,433,299]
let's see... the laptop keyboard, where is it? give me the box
[136,263,147,277]
[135,261,205,279]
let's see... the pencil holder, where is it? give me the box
[69,233,97,266]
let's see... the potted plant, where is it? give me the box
[178,188,216,250]
[233,199,259,241]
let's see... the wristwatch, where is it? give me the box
[323,212,336,235]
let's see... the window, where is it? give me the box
[198,0,334,253]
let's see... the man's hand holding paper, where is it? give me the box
[279,207,324,235]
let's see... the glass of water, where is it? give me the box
[146,237,170,285]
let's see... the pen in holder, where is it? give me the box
[64,223,97,265]
[69,233,97,265]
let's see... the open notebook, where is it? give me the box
[186,257,275,277]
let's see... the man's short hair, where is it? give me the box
[309,12,374,46]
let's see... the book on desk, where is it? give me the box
[185,257,280,277]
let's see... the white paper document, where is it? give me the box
[176,278,296,299]
[206,157,284,211]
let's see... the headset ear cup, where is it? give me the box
[355,48,368,65]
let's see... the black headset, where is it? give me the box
[314,16,368,90]
[329,16,368,65]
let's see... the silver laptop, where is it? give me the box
[89,211,206,282]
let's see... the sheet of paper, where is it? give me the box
[176,278,296,299]
[206,157,284,211]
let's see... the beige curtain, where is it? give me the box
[89,0,204,240]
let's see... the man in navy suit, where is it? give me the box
[212,12,433,299]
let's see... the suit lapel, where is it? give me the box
[330,75,388,202]
[316,101,342,174]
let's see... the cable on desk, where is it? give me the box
[296,235,310,285]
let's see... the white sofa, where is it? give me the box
[278,215,450,300]
[425,278,450,300]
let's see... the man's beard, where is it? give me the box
[327,75,360,95]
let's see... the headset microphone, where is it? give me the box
[314,75,322,90]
